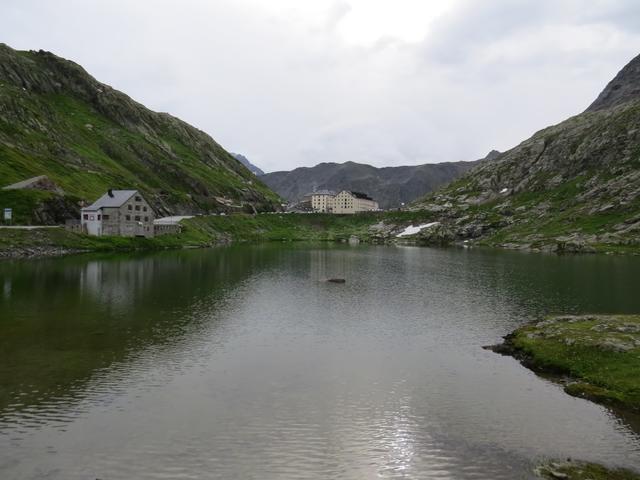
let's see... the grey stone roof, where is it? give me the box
[83,190,138,210]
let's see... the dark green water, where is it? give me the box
[1,244,639,479]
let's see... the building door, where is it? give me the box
[135,222,146,237]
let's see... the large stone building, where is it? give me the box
[309,190,336,213]
[307,190,379,214]
[81,190,155,237]
[332,190,379,214]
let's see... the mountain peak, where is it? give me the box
[586,53,640,112]
[230,153,265,176]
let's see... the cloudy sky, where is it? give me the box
[2,1,640,172]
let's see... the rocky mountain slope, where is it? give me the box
[261,156,491,209]
[0,44,280,223]
[410,53,640,253]
[230,153,264,176]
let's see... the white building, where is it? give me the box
[81,189,155,237]
[310,190,336,213]
[332,190,379,214]
[307,189,379,214]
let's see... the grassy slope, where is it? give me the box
[0,49,279,213]
[0,189,57,224]
[505,315,640,412]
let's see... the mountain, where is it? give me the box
[230,153,264,176]
[261,157,490,209]
[0,44,280,222]
[411,53,640,253]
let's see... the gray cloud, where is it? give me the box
[1,0,639,172]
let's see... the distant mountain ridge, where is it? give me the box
[0,43,280,222]
[261,155,495,209]
[230,153,264,176]
[410,52,640,252]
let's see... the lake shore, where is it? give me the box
[536,461,640,479]
[489,315,640,479]
[487,314,640,413]
[3,211,640,260]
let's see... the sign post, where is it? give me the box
[3,208,12,225]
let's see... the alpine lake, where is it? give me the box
[1,244,639,479]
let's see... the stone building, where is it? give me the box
[81,190,155,237]
[309,190,336,213]
[306,189,379,214]
[331,190,379,214]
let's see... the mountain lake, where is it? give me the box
[1,244,639,479]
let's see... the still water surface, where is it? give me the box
[1,244,639,479]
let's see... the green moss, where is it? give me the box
[508,315,640,412]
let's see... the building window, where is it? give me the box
[144,216,149,222]
[97,214,101,220]
[128,205,132,210]
[126,215,131,221]
[143,206,147,212]
[135,216,141,221]
[103,215,110,220]
[83,214,88,220]
[135,205,140,211]
[135,196,141,202]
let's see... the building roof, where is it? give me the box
[2,175,64,194]
[338,190,374,201]
[83,190,138,210]
[3,175,49,190]
[308,189,336,196]
[351,191,374,200]
[154,216,194,225]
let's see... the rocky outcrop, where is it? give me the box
[411,52,640,253]
[231,153,265,176]
[587,53,640,112]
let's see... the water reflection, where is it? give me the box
[0,245,639,479]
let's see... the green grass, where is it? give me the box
[0,189,55,224]
[508,315,640,412]
[537,461,640,480]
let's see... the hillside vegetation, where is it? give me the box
[0,44,280,222]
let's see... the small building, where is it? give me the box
[153,216,194,236]
[309,190,336,213]
[332,190,379,214]
[81,189,155,237]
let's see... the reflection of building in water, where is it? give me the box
[80,258,161,313]
[309,248,356,281]
[3,277,11,300]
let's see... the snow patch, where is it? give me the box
[396,222,440,237]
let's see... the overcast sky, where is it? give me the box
[2,1,640,172]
